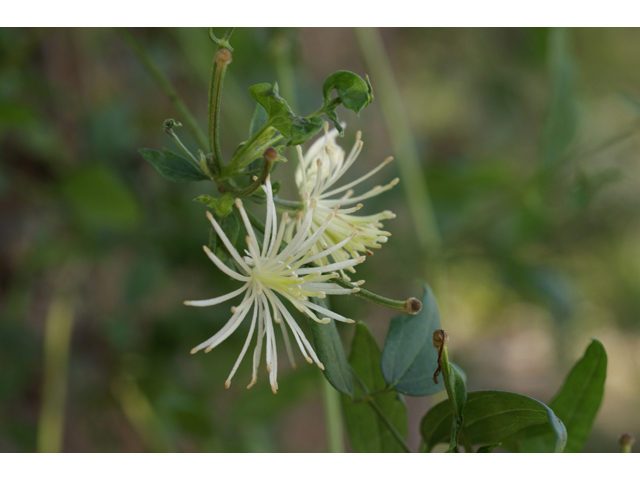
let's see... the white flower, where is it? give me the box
[184,177,364,394]
[291,123,398,280]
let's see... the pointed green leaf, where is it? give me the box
[308,299,353,397]
[550,339,607,452]
[380,283,445,396]
[249,82,324,146]
[507,339,607,453]
[421,390,567,453]
[139,148,209,182]
[342,323,408,452]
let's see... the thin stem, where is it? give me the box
[208,50,231,173]
[321,372,344,453]
[351,370,411,453]
[355,28,442,276]
[38,293,74,453]
[330,277,421,314]
[163,121,201,168]
[117,28,208,152]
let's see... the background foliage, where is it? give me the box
[1,27,640,452]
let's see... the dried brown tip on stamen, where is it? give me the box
[247,379,256,389]
[432,329,449,349]
[365,249,374,256]
[190,347,198,354]
[235,198,243,208]
[224,380,231,389]
[405,297,422,314]
[206,210,214,221]
[305,357,313,364]
[266,364,271,373]
[271,385,278,394]
[384,156,394,164]
[356,131,362,141]
[345,319,355,324]
[183,300,191,306]
[252,175,258,181]
[214,48,232,66]
[317,362,325,370]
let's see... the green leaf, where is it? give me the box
[194,194,235,217]
[541,28,579,166]
[139,148,209,182]
[380,283,445,396]
[420,390,567,453]
[249,104,269,138]
[308,298,353,397]
[511,339,607,453]
[322,71,373,135]
[342,323,408,452]
[444,363,467,453]
[60,164,140,229]
[249,82,324,146]
[476,443,501,453]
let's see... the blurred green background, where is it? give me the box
[1,27,639,453]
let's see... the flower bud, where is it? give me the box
[404,297,422,314]
[215,48,232,66]
[263,146,279,163]
[432,329,449,349]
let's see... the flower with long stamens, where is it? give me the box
[184,177,364,394]
[290,123,398,280]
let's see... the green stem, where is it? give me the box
[355,28,442,275]
[321,372,344,453]
[163,121,200,168]
[330,277,421,314]
[351,370,411,453]
[38,293,74,453]
[117,28,208,152]
[208,52,230,174]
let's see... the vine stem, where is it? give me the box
[117,28,209,152]
[321,371,345,453]
[351,370,411,453]
[208,49,231,174]
[354,28,442,275]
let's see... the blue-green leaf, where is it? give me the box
[342,322,408,452]
[421,390,567,453]
[380,283,445,396]
[139,148,209,182]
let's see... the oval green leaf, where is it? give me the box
[420,390,567,453]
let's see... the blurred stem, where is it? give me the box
[321,373,344,453]
[331,277,421,313]
[117,28,209,152]
[112,373,170,452]
[38,294,74,453]
[355,28,442,276]
[321,297,344,453]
